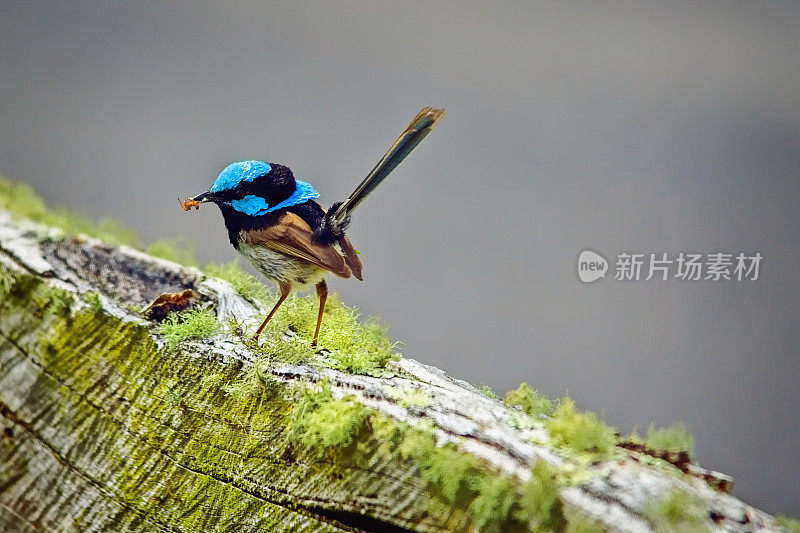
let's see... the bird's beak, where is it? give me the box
[191,191,214,202]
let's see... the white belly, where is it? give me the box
[237,242,327,291]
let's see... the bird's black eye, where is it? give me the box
[213,182,256,202]
[225,188,249,201]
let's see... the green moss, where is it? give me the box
[776,515,800,533]
[0,268,27,300]
[1,267,72,321]
[565,515,606,533]
[221,356,278,400]
[546,398,617,458]
[515,461,565,531]
[32,285,73,318]
[643,490,710,533]
[646,423,695,455]
[205,260,271,303]
[83,291,104,313]
[411,439,481,504]
[466,460,566,532]
[388,387,433,408]
[0,266,15,293]
[479,383,499,399]
[157,308,221,349]
[258,292,400,374]
[286,381,371,455]
[258,335,318,366]
[293,398,370,452]
[383,420,567,532]
[282,385,569,531]
[0,176,141,247]
[146,237,199,267]
[469,475,519,530]
[624,427,645,446]
[505,382,555,418]
[199,372,225,392]
[164,387,183,408]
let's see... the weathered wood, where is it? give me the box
[0,211,785,532]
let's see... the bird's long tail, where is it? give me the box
[314,107,445,243]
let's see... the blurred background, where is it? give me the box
[1,1,798,515]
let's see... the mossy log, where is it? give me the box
[0,210,785,533]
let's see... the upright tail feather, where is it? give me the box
[314,107,445,243]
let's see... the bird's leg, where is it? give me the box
[253,282,291,341]
[312,280,328,347]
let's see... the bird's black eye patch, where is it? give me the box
[224,180,264,201]
[233,164,297,206]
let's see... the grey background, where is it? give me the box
[2,1,798,516]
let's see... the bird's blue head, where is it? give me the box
[210,160,272,193]
[190,160,319,217]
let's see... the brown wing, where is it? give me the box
[339,235,363,281]
[241,212,352,279]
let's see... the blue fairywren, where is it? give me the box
[182,107,445,345]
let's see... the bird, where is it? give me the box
[182,107,445,345]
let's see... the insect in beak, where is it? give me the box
[179,191,213,211]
